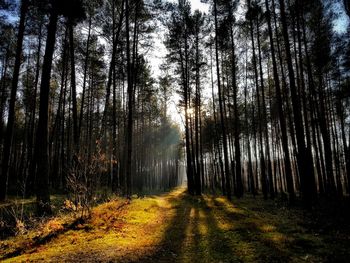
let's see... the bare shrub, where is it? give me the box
[65,142,107,218]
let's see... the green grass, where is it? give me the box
[0,188,349,262]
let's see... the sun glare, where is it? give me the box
[167,100,184,128]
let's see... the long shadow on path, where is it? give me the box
[133,192,304,263]
[133,193,239,263]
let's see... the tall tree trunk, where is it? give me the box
[300,15,327,196]
[34,4,59,215]
[256,16,274,199]
[68,20,79,153]
[210,43,224,194]
[214,0,231,199]
[124,0,133,197]
[102,0,124,136]
[279,0,314,206]
[26,20,43,197]
[78,15,92,140]
[0,0,29,201]
[194,26,201,195]
[295,0,317,200]
[265,0,294,201]
[247,0,267,199]
[0,46,10,152]
[0,48,10,158]
[229,18,243,198]
[244,45,255,195]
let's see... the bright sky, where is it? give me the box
[184,0,209,13]
[149,0,210,127]
[333,1,350,33]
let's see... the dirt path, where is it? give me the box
[1,188,349,262]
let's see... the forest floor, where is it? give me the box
[1,187,350,262]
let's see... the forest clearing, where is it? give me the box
[1,188,350,262]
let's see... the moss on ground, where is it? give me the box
[0,188,349,262]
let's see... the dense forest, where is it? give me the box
[1,0,349,210]
[0,0,350,261]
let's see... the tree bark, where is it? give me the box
[0,0,29,201]
[214,0,231,199]
[279,0,314,206]
[265,0,294,201]
[35,3,59,215]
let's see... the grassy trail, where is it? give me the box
[1,188,349,262]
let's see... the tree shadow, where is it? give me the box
[135,192,295,262]
[131,192,241,263]
[125,191,189,262]
[218,197,292,261]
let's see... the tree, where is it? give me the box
[124,0,133,197]
[0,0,29,201]
[264,0,294,201]
[279,0,316,206]
[66,0,85,152]
[34,0,60,215]
[165,0,196,195]
[214,0,232,199]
